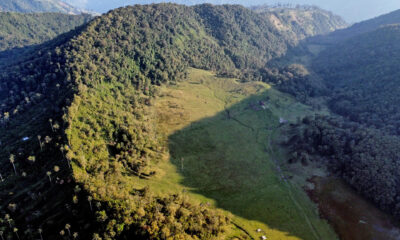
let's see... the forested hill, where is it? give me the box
[252,5,347,39]
[311,8,400,43]
[314,24,400,135]
[0,3,345,240]
[286,20,400,223]
[0,12,91,51]
[0,0,84,14]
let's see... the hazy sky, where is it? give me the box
[65,0,400,23]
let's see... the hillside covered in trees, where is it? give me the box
[0,3,348,240]
[0,12,91,51]
[314,24,400,135]
[285,115,400,219]
[4,1,400,239]
[278,7,400,232]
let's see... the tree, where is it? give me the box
[3,112,9,122]
[88,196,93,211]
[53,122,60,132]
[4,214,12,228]
[49,119,54,132]
[8,203,17,212]
[28,156,36,164]
[46,171,52,183]
[92,233,102,240]
[9,154,17,175]
[38,228,43,240]
[45,136,52,144]
[38,135,42,150]
[60,145,71,168]
[13,228,20,240]
[65,224,71,236]
[96,211,108,223]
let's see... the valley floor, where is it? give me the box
[137,68,338,240]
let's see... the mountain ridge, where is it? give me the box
[0,3,346,239]
[310,8,400,44]
[7,3,399,240]
[0,0,93,15]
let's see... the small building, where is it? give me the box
[261,236,267,240]
[279,117,288,124]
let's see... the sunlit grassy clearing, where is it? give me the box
[133,68,337,239]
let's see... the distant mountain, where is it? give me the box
[252,5,348,39]
[0,12,91,52]
[311,8,400,44]
[0,0,87,14]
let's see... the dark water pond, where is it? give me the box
[307,177,400,240]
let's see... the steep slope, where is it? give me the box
[314,24,400,135]
[0,3,343,240]
[0,0,84,14]
[252,5,347,40]
[311,8,400,44]
[0,12,91,51]
[279,21,400,227]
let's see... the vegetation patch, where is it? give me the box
[153,68,337,240]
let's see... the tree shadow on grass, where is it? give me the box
[166,89,324,240]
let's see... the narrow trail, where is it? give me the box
[232,222,256,240]
[265,128,322,240]
[225,108,255,131]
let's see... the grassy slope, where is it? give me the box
[139,68,337,239]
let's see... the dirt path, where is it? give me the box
[266,128,322,240]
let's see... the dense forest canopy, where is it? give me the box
[0,12,91,51]
[0,4,348,239]
[4,1,400,239]
[314,24,400,135]
[286,115,400,218]
[282,7,400,227]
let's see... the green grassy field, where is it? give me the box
[131,68,337,239]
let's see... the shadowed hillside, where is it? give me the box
[313,24,400,135]
[0,12,91,52]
